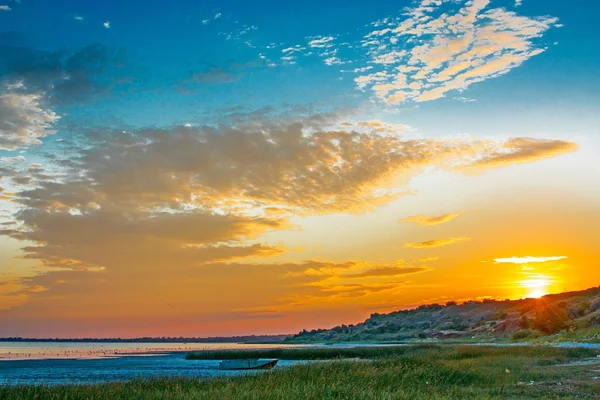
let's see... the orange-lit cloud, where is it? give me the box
[467,138,578,170]
[400,212,463,226]
[0,116,581,333]
[494,256,568,264]
[405,237,471,249]
[419,257,440,263]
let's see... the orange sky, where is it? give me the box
[1,136,598,338]
[1,0,600,338]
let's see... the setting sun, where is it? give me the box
[519,275,552,299]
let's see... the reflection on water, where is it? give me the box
[0,341,295,361]
[0,342,305,386]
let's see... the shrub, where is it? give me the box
[532,304,571,334]
[511,329,540,341]
[518,315,530,329]
[494,311,508,320]
[512,330,532,340]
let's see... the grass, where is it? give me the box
[2,345,600,399]
[531,327,600,344]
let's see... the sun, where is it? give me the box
[519,275,551,299]
[528,288,547,299]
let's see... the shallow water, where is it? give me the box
[0,352,305,386]
[2,340,598,386]
[0,341,297,361]
[0,341,304,386]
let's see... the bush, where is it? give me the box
[512,329,540,341]
[493,311,508,320]
[518,315,530,329]
[512,330,532,340]
[532,304,571,334]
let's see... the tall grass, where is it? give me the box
[2,345,599,399]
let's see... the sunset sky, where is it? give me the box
[0,0,599,338]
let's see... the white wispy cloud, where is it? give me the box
[308,36,335,48]
[494,256,567,264]
[1,156,26,164]
[0,84,60,151]
[0,5,11,11]
[103,21,110,29]
[355,0,559,104]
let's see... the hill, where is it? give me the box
[285,286,600,343]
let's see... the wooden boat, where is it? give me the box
[219,358,278,370]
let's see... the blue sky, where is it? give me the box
[2,0,598,135]
[1,0,599,337]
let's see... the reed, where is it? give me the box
[2,345,599,399]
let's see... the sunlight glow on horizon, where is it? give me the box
[519,275,553,299]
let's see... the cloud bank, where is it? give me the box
[356,0,559,103]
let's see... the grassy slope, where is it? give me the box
[284,286,600,344]
[3,345,600,399]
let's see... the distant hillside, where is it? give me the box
[285,286,600,343]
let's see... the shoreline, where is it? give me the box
[2,344,599,398]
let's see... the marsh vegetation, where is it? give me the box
[3,345,599,399]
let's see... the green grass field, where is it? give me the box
[2,345,600,399]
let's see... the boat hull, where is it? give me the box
[219,358,278,370]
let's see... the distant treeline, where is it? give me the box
[0,335,290,343]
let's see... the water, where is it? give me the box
[0,341,298,361]
[2,341,598,386]
[0,342,304,386]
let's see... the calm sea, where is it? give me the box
[0,341,304,386]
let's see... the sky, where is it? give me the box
[0,0,599,338]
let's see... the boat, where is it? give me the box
[219,358,279,370]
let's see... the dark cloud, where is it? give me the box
[0,42,127,104]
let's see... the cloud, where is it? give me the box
[515,0,523,6]
[0,43,128,104]
[400,212,463,225]
[191,66,237,84]
[0,86,60,150]
[308,36,335,49]
[356,0,559,103]
[103,21,110,29]
[0,5,11,11]
[349,266,428,278]
[74,16,83,21]
[2,209,288,271]
[419,257,440,263]
[1,156,26,164]
[15,122,575,216]
[465,138,578,170]
[0,115,577,315]
[404,237,471,249]
[494,256,567,264]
